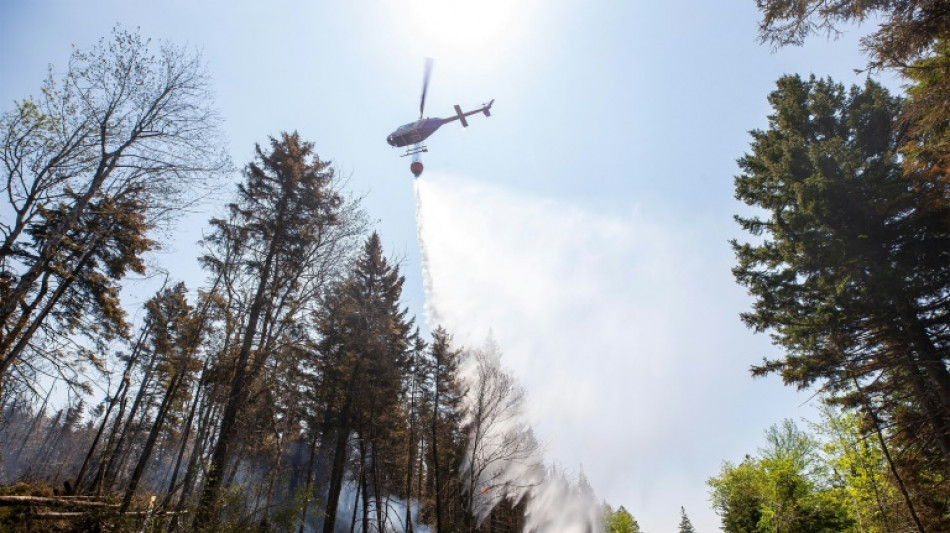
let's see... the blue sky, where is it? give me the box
[1,1,900,531]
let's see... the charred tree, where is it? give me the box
[194,132,355,529]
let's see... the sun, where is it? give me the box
[392,0,538,67]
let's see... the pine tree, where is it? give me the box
[754,2,950,215]
[426,327,465,532]
[120,282,203,511]
[678,506,696,533]
[461,341,540,527]
[403,334,427,533]
[316,232,415,533]
[194,132,351,528]
[732,75,950,527]
[755,1,950,71]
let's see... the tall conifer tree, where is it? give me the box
[426,327,465,532]
[317,232,415,533]
[194,132,349,528]
[678,506,696,533]
[732,75,950,527]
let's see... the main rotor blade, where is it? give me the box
[419,58,433,119]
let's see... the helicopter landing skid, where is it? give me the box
[401,145,428,157]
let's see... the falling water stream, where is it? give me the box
[413,177,603,533]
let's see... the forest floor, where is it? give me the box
[0,482,167,533]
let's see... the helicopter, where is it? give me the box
[387,59,494,178]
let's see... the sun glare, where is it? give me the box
[394,0,537,66]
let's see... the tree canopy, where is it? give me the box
[755,0,950,69]
[732,74,949,531]
[709,420,854,533]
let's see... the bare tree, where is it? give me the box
[460,345,541,530]
[0,27,228,408]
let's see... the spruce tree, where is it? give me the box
[678,506,696,533]
[426,327,465,532]
[732,75,949,528]
[316,232,415,533]
[194,132,349,528]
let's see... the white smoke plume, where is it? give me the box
[414,177,604,533]
[330,480,433,533]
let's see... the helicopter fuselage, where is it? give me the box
[387,99,494,149]
[386,118,445,148]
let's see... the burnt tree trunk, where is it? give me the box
[194,229,281,527]
[121,367,186,512]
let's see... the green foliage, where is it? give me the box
[755,0,950,70]
[731,73,950,529]
[815,406,902,533]
[604,504,641,533]
[709,458,766,533]
[708,419,854,533]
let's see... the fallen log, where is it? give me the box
[0,495,117,508]
[32,510,188,519]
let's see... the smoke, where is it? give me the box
[330,479,433,533]
[414,176,606,532]
[457,342,603,533]
[523,468,602,533]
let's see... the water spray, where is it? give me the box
[413,176,604,533]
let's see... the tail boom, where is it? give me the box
[441,99,495,128]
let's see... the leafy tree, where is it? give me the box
[709,459,764,533]
[461,342,540,528]
[708,420,853,533]
[603,504,641,533]
[815,406,904,533]
[678,506,697,533]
